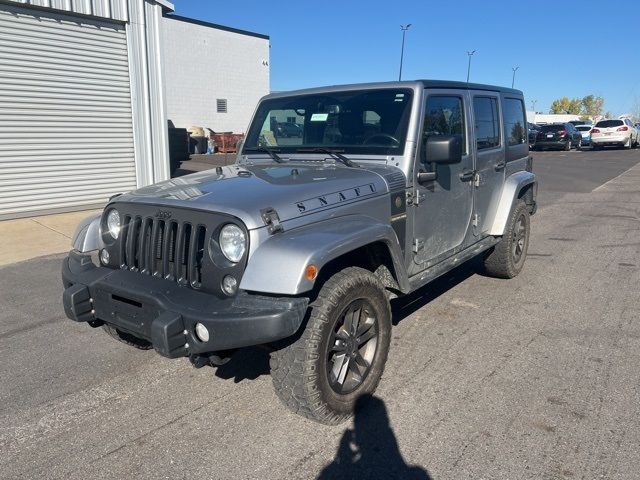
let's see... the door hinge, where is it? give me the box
[474,172,481,187]
[260,207,283,234]
[412,237,424,253]
[407,190,425,206]
[472,213,479,227]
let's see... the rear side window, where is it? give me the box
[473,97,500,150]
[576,126,592,132]
[595,120,623,128]
[503,98,526,146]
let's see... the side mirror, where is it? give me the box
[423,135,463,164]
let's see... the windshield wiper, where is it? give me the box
[295,147,359,168]
[243,146,285,163]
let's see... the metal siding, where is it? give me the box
[3,0,128,21]
[0,4,136,218]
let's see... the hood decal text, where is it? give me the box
[296,183,377,213]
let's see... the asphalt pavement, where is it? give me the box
[1,148,640,479]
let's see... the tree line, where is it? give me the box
[549,95,609,119]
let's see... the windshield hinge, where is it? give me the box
[260,207,283,234]
[406,190,424,206]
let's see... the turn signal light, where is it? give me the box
[305,264,318,281]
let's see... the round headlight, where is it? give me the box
[219,224,246,263]
[106,209,121,239]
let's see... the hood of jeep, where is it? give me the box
[116,163,394,230]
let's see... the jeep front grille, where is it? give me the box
[119,215,206,289]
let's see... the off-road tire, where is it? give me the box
[102,324,153,350]
[270,267,392,425]
[483,200,530,279]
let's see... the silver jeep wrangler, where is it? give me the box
[62,81,536,424]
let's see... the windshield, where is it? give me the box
[243,88,414,156]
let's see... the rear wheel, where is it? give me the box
[270,267,392,425]
[577,138,582,150]
[625,136,633,149]
[564,139,572,151]
[483,200,530,279]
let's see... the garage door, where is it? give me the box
[0,4,137,219]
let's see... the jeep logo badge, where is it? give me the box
[155,210,172,220]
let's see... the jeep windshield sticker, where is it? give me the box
[296,183,377,213]
[310,113,328,122]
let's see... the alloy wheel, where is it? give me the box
[326,299,379,395]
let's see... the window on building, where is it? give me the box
[473,97,500,150]
[217,99,228,113]
[504,98,526,146]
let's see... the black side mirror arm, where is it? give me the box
[417,171,437,184]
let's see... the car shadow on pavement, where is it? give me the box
[390,257,481,326]
[317,394,432,480]
[213,346,271,383]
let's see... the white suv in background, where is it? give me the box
[591,119,638,149]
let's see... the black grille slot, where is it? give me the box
[120,216,206,289]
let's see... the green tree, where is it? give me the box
[550,97,582,114]
[581,95,604,119]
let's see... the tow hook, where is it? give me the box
[189,351,235,368]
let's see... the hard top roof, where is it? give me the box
[265,80,523,99]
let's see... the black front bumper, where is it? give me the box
[62,251,308,358]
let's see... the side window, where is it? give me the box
[503,98,526,146]
[423,95,466,155]
[473,97,500,150]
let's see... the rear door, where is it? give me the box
[470,92,505,235]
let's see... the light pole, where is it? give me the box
[466,50,476,83]
[398,24,411,81]
[511,66,519,88]
[531,99,537,113]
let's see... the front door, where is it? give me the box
[411,91,474,272]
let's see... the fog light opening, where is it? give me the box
[221,275,238,296]
[100,249,110,265]
[194,323,210,343]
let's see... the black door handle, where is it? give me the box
[494,161,506,171]
[459,169,475,182]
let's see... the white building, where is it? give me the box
[162,15,270,134]
[0,0,270,220]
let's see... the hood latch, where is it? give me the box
[260,207,283,234]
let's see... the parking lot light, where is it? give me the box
[512,66,520,88]
[466,50,476,83]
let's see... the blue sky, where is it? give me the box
[170,0,639,116]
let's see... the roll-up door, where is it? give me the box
[0,4,136,219]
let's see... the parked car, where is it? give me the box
[62,80,537,425]
[591,119,638,149]
[533,123,583,151]
[569,120,592,127]
[274,122,303,138]
[527,122,541,149]
[575,124,593,147]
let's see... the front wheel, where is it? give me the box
[270,267,392,425]
[483,200,530,279]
